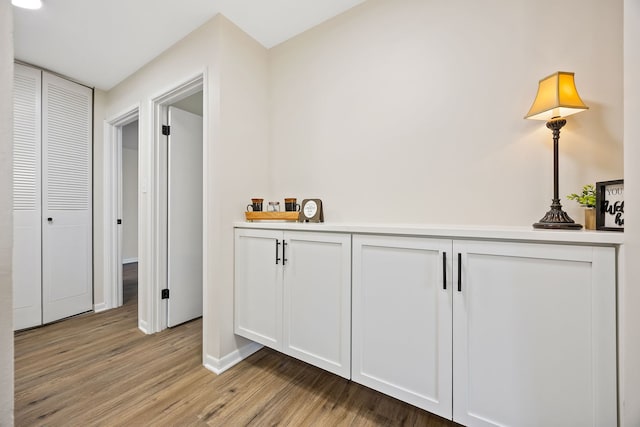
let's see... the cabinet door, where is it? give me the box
[283,231,351,378]
[234,229,283,350]
[452,240,616,427]
[352,235,453,418]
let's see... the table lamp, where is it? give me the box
[525,71,589,229]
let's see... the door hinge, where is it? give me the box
[162,125,170,136]
[117,219,122,224]
[161,289,170,299]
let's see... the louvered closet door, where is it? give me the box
[13,64,42,330]
[42,72,93,323]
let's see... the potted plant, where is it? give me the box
[567,184,596,229]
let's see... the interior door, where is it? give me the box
[41,71,93,323]
[13,64,42,330]
[167,106,203,327]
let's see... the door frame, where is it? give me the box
[103,72,206,335]
[150,74,205,333]
[102,105,139,313]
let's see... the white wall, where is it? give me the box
[122,121,138,263]
[99,14,269,360]
[269,0,623,225]
[623,1,640,425]
[122,147,138,261]
[214,18,270,358]
[0,0,14,424]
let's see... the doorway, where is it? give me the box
[102,106,138,318]
[149,74,205,333]
[121,120,139,310]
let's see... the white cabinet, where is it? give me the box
[352,235,453,419]
[235,224,618,426]
[234,229,351,378]
[352,235,617,427]
[452,240,616,427]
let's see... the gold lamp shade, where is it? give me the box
[525,71,588,121]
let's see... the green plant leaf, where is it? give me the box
[566,184,596,208]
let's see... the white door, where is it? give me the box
[41,72,93,324]
[352,235,453,418]
[452,240,617,427]
[13,64,42,330]
[167,106,203,327]
[282,231,351,378]
[234,229,283,349]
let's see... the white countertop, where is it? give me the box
[234,221,625,246]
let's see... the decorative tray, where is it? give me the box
[245,212,300,221]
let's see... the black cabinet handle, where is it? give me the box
[457,253,462,292]
[282,241,288,266]
[275,240,281,264]
[442,252,447,290]
[47,217,53,222]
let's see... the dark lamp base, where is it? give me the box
[533,199,583,230]
[533,221,583,230]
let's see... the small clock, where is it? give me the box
[299,199,324,223]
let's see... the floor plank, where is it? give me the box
[15,263,452,426]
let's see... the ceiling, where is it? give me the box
[13,0,365,90]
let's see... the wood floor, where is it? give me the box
[15,263,453,426]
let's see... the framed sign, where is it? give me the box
[596,180,624,231]
[299,199,324,223]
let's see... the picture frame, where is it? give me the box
[596,179,624,231]
[298,199,324,223]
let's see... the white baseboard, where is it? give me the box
[123,257,138,264]
[204,341,263,375]
[138,319,150,334]
[94,302,108,313]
